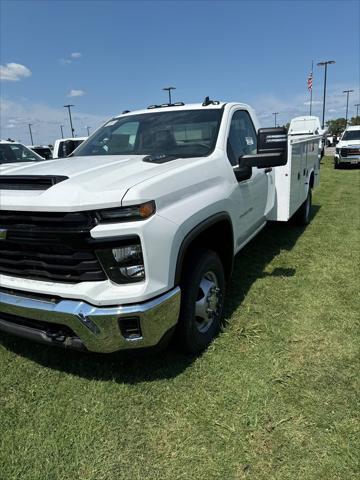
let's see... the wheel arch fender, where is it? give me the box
[173,212,234,286]
[309,169,315,189]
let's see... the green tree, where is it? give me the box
[349,116,360,126]
[325,118,347,136]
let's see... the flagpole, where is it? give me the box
[309,60,313,115]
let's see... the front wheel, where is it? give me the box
[334,159,341,169]
[177,248,225,353]
[295,189,312,226]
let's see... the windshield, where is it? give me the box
[0,143,43,164]
[342,130,360,141]
[75,109,223,158]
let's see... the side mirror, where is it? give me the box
[239,127,288,169]
[241,152,287,168]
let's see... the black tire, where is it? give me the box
[176,248,225,354]
[295,189,312,226]
[334,158,341,169]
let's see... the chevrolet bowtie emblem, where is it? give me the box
[0,229,7,241]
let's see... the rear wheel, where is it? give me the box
[177,248,225,353]
[295,189,312,225]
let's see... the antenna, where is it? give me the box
[202,96,220,106]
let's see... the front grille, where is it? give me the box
[341,147,360,157]
[0,241,106,282]
[0,210,94,231]
[0,210,106,283]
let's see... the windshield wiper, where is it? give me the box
[143,154,183,164]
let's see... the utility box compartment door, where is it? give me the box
[268,135,321,222]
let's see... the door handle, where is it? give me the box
[297,172,300,180]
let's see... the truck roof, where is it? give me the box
[27,145,52,149]
[114,102,250,118]
[345,125,360,131]
[289,116,325,135]
[54,137,88,142]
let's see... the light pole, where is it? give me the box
[355,103,360,117]
[86,126,91,136]
[60,125,64,138]
[317,60,336,129]
[343,90,354,124]
[162,86,176,104]
[63,104,75,137]
[28,124,34,145]
[272,112,279,127]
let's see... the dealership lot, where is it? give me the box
[0,155,358,480]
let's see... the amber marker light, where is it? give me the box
[139,201,156,218]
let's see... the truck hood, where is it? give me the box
[337,140,360,148]
[0,155,180,211]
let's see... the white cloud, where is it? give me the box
[59,52,82,66]
[67,89,86,97]
[0,98,108,144]
[252,83,359,126]
[59,58,72,66]
[304,100,322,106]
[0,63,32,81]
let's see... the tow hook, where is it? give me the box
[45,330,66,343]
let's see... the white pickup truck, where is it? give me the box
[334,125,360,168]
[52,137,87,159]
[0,100,320,353]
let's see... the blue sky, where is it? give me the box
[1,0,359,143]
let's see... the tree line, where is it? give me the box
[325,116,360,136]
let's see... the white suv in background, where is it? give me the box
[335,126,360,168]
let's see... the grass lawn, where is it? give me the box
[0,156,359,480]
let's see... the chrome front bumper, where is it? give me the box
[0,287,181,353]
[336,154,360,164]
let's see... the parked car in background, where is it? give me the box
[326,135,335,147]
[0,100,320,354]
[0,140,44,165]
[27,145,53,160]
[53,137,87,158]
[288,116,326,159]
[334,125,360,168]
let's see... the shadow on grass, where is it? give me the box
[224,205,320,319]
[0,206,320,383]
[335,164,360,170]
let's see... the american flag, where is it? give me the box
[307,71,313,91]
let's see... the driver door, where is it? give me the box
[227,109,268,246]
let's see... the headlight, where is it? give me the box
[112,244,144,281]
[97,238,145,284]
[96,201,155,223]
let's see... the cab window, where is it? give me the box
[227,110,257,166]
